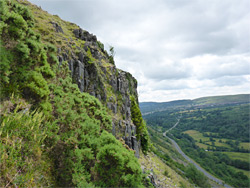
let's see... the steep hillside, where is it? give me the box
[0,0,150,187]
[26,0,149,156]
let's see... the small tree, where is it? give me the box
[109,45,115,57]
[185,164,210,188]
[108,45,115,64]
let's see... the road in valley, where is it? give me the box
[163,118,180,137]
[163,119,232,188]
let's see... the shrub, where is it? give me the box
[97,40,104,51]
[131,96,150,153]
[94,131,143,187]
[185,164,210,188]
[0,0,55,110]
[0,40,12,85]
[86,47,95,64]
[0,102,56,187]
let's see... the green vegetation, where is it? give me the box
[139,152,194,188]
[0,0,55,112]
[148,127,186,167]
[143,109,180,130]
[148,127,211,187]
[143,101,250,187]
[108,45,115,64]
[222,152,250,163]
[194,94,250,105]
[184,130,249,151]
[177,104,250,143]
[0,1,147,187]
[131,96,150,153]
[0,99,56,187]
[86,47,95,64]
[171,133,249,187]
[140,100,192,114]
[240,142,250,150]
[185,164,211,188]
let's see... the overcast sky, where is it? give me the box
[29,0,250,102]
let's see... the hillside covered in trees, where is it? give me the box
[142,95,250,187]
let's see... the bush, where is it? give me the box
[0,0,55,111]
[185,164,210,188]
[86,47,95,64]
[0,40,12,85]
[48,62,144,187]
[94,131,143,187]
[131,96,150,153]
[0,100,56,187]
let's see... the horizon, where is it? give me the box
[29,0,250,102]
[139,93,250,103]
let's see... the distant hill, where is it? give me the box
[193,94,250,105]
[140,94,250,114]
[139,100,192,114]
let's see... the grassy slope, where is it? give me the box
[184,130,250,173]
[26,1,82,56]
[139,152,194,188]
[222,152,250,162]
[240,142,250,150]
[184,130,235,150]
[185,130,250,151]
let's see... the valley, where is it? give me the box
[142,94,250,188]
[0,0,248,187]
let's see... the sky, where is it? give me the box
[29,0,250,102]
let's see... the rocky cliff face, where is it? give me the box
[41,15,140,156]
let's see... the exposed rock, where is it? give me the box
[73,28,97,45]
[56,26,140,157]
[117,72,129,94]
[78,52,84,62]
[50,21,63,33]
[73,60,85,92]
[107,102,117,114]
[58,55,63,67]
[124,122,140,158]
[68,59,74,77]
[112,122,116,136]
[148,172,157,187]
[62,53,68,61]
[132,136,140,158]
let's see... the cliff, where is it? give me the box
[53,22,141,157]
[0,0,149,187]
[15,0,142,155]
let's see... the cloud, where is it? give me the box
[143,60,191,80]
[29,0,250,102]
[187,54,250,79]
